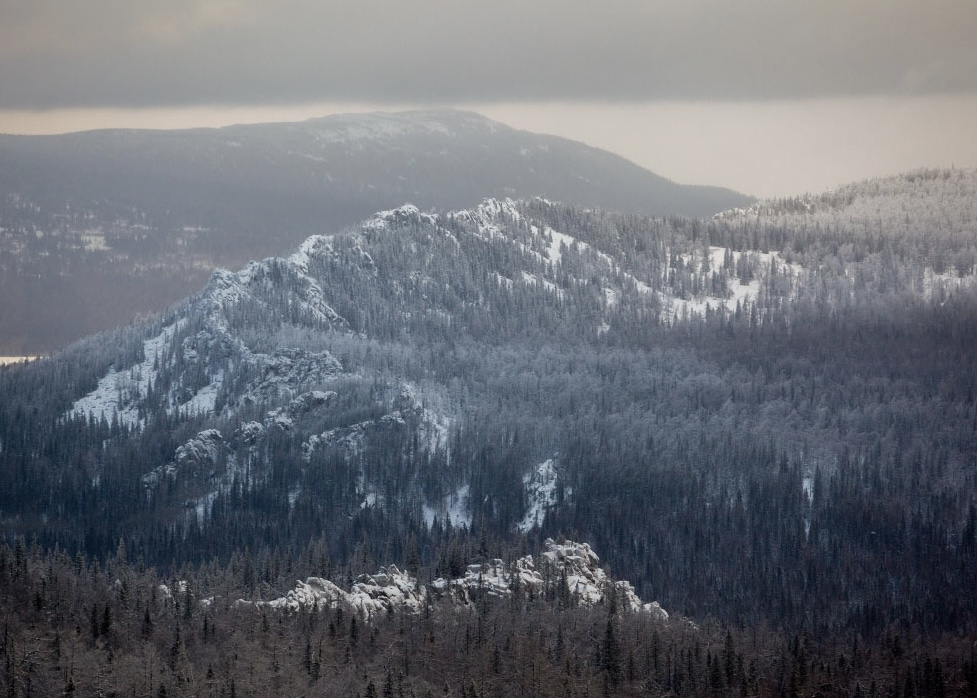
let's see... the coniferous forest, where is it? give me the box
[2,168,977,695]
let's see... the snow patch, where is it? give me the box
[177,371,223,417]
[287,234,334,273]
[424,484,471,529]
[802,476,814,504]
[70,320,185,428]
[543,228,575,263]
[517,459,559,533]
[664,247,803,320]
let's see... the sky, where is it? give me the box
[1,0,976,198]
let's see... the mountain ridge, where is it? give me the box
[2,173,976,641]
[0,109,752,353]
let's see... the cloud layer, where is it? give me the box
[2,0,976,109]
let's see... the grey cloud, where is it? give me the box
[1,0,975,108]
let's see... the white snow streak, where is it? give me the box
[517,459,559,533]
[71,321,185,428]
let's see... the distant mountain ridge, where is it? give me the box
[0,109,751,353]
[717,167,977,239]
[0,109,750,222]
[715,166,977,281]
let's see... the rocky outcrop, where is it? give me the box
[258,539,668,622]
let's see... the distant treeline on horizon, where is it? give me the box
[0,356,40,366]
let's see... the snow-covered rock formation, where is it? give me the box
[141,428,225,489]
[259,539,668,622]
[265,566,426,622]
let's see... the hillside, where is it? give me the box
[0,109,751,353]
[715,167,977,278]
[1,171,976,657]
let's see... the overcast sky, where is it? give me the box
[2,0,976,197]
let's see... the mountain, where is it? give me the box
[0,109,752,354]
[2,171,976,647]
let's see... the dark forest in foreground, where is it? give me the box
[2,540,976,697]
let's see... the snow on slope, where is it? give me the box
[362,204,438,231]
[141,428,226,492]
[142,389,342,517]
[286,234,334,274]
[715,167,977,240]
[209,252,347,331]
[300,382,457,523]
[72,196,815,434]
[712,168,977,301]
[422,484,472,530]
[460,197,799,326]
[69,233,350,428]
[665,247,804,318]
[517,459,560,533]
[302,384,448,462]
[71,320,185,427]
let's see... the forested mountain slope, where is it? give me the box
[0,109,751,353]
[1,171,976,651]
[716,167,977,278]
